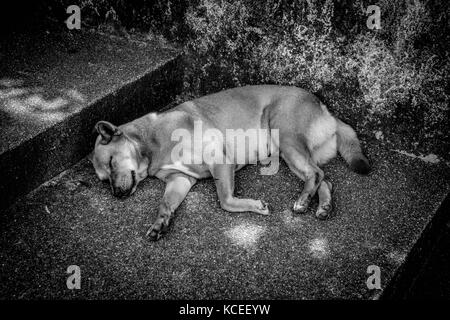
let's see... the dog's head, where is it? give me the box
[91,121,149,198]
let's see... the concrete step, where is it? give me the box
[0,30,183,209]
[0,139,448,299]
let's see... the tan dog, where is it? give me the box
[91,85,370,240]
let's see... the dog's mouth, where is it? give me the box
[129,170,137,195]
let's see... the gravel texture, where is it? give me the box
[1,139,448,299]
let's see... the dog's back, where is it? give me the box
[170,85,369,172]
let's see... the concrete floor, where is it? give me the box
[0,139,449,299]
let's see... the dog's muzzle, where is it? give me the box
[112,170,136,198]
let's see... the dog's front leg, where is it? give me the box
[212,164,270,215]
[147,173,196,241]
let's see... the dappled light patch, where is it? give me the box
[392,149,440,164]
[225,222,266,251]
[0,78,86,122]
[0,78,24,87]
[0,87,28,99]
[309,237,329,259]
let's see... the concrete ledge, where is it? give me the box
[0,31,183,209]
[381,192,450,299]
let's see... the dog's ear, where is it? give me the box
[95,121,122,144]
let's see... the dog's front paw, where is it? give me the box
[256,200,270,215]
[293,195,311,214]
[146,218,169,241]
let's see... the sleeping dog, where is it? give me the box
[91,85,370,240]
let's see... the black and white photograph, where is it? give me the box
[0,0,449,310]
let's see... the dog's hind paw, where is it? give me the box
[315,203,333,220]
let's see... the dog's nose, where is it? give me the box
[112,186,129,198]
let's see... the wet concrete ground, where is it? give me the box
[0,139,448,299]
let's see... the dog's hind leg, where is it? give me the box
[211,164,270,215]
[147,173,196,241]
[281,142,324,213]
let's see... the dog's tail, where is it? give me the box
[336,119,370,174]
